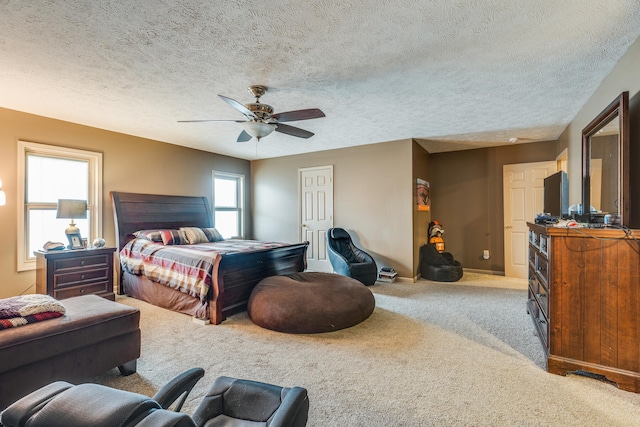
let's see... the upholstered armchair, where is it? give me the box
[0,370,309,427]
[326,228,377,286]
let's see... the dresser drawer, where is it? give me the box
[54,281,110,299]
[536,279,548,316]
[528,245,536,268]
[53,267,109,287]
[528,288,548,349]
[539,234,548,256]
[535,253,549,286]
[528,268,536,290]
[52,254,110,272]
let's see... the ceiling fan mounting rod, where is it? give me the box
[248,84,268,101]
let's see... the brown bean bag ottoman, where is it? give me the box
[248,272,375,334]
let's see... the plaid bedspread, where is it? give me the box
[120,239,294,302]
[0,294,66,330]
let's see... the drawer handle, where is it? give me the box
[81,260,86,265]
[80,289,86,293]
[81,274,86,279]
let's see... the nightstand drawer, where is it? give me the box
[35,247,116,301]
[54,268,109,287]
[54,281,110,299]
[53,254,110,272]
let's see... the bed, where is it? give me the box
[111,192,308,324]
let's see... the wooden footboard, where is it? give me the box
[210,242,308,324]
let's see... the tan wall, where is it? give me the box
[557,35,640,207]
[252,139,415,279]
[3,35,638,296]
[429,141,557,272]
[0,108,249,298]
[412,141,431,277]
[630,92,640,227]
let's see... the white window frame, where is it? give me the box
[212,171,244,239]
[17,141,103,271]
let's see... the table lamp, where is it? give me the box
[56,199,87,235]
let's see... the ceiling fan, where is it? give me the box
[178,85,325,142]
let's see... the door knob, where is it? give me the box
[505,225,513,229]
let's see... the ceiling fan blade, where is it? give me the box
[272,108,325,122]
[177,119,246,123]
[237,130,253,142]
[275,123,314,139]
[219,95,257,119]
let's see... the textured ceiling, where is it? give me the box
[1,1,640,160]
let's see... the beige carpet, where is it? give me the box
[95,273,640,426]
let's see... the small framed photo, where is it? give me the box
[67,233,84,250]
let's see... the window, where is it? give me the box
[17,141,102,271]
[213,171,244,239]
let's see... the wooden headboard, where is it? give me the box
[111,192,213,252]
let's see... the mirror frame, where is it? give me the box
[582,91,629,226]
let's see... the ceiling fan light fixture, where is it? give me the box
[243,121,276,140]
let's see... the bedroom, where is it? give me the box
[2,33,640,296]
[2,2,640,423]
[1,3,640,299]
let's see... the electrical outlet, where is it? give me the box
[483,250,490,260]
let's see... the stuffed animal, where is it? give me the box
[428,220,445,253]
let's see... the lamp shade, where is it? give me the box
[56,199,87,219]
[242,121,276,140]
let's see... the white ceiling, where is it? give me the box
[1,1,640,160]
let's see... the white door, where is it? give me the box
[299,166,334,272]
[503,161,556,278]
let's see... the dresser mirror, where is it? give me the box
[582,91,629,225]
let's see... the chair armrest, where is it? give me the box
[270,387,309,427]
[152,368,205,411]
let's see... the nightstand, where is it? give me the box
[35,247,116,301]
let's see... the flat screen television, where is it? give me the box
[544,171,569,218]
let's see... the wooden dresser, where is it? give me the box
[527,223,640,392]
[35,247,116,301]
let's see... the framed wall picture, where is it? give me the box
[417,178,430,211]
[67,232,84,250]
